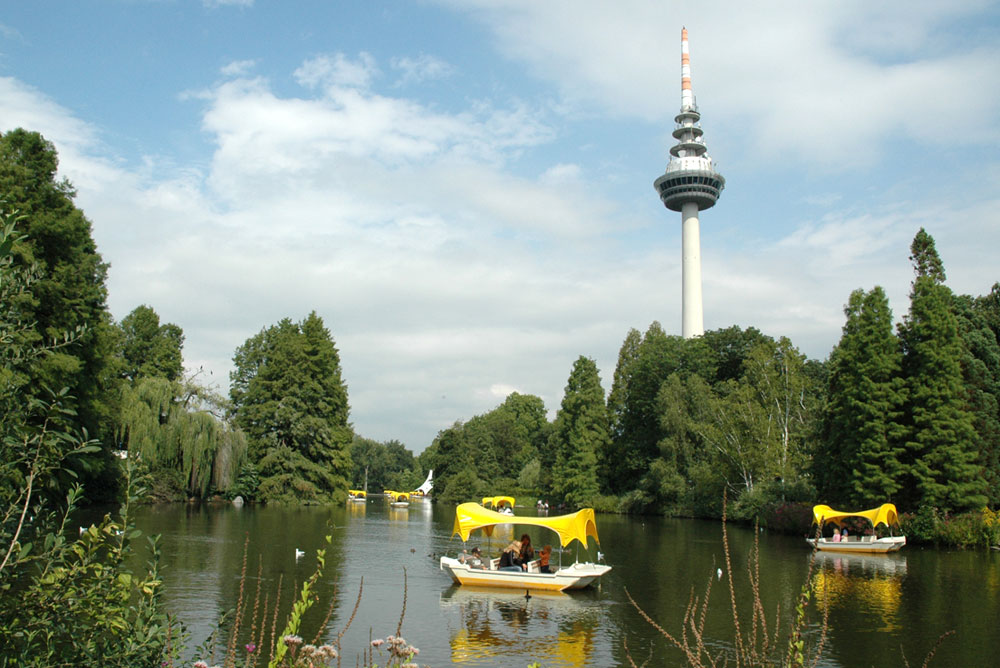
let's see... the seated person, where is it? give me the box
[460,547,486,569]
[539,545,553,574]
[841,528,849,542]
[831,528,841,542]
[518,534,535,567]
[498,540,524,571]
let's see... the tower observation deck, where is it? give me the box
[653,27,725,338]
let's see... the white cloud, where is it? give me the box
[220,60,256,77]
[391,54,454,86]
[2,6,998,450]
[294,53,379,91]
[435,1,1000,163]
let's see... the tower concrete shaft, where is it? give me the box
[653,27,725,339]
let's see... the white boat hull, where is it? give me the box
[390,501,410,508]
[439,556,610,591]
[806,536,906,554]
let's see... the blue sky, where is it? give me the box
[2,1,999,452]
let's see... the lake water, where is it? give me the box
[128,499,1000,667]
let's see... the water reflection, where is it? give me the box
[128,503,999,667]
[812,552,906,632]
[440,586,599,667]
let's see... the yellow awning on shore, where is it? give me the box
[812,503,900,529]
[451,502,600,548]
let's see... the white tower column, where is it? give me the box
[653,28,724,340]
[681,201,704,338]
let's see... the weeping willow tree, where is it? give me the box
[117,376,246,499]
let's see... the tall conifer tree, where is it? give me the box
[550,356,607,508]
[818,287,905,506]
[231,312,352,503]
[953,294,1000,506]
[898,230,985,511]
[603,328,641,493]
[0,129,116,496]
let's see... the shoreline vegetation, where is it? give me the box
[2,128,998,663]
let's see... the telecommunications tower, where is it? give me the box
[653,27,725,338]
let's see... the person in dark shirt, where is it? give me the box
[498,540,523,571]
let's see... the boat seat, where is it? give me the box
[489,557,500,571]
[526,559,541,573]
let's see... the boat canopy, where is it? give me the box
[451,502,600,548]
[390,491,410,502]
[481,495,515,509]
[812,503,900,529]
[349,490,366,498]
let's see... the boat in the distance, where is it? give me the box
[482,495,516,516]
[347,489,367,503]
[806,503,906,553]
[439,502,611,591]
[386,490,411,508]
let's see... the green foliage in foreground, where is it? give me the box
[2,204,177,666]
[0,460,178,668]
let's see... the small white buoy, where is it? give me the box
[717,568,723,579]
[295,549,305,560]
[79,526,86,535]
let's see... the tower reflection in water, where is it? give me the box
[441,586,599,666]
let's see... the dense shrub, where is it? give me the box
[898,506,1000,548]
[765,502,814,535]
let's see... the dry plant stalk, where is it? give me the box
[395,567,408,636]
[224,534,251,668]
[332,577,364,668]
[625,494,830,668]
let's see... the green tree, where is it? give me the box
[0,209,176,666]
[549,356,607,508]
[603,327,641,491]
[953,293,1000,506]
[817,287,906,507]
[909,227,946,284]
[115,305,184,382]
[898,231,985,511]
[0,129,117,498]
[743,337,816,486]
[420,393,549,498]
[349,436,418,493]
[231,312,352,504]
[419,422,473,499]
[117,376,246,500]
[606,322,714,494]
[701,325,773,385]
[688,373,776,497]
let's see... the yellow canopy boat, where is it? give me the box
[806,503,906,553]
[481,495,516,515]
[386,490,410,507]
[439,502,610,591]
[347,489,367,502]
